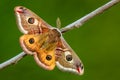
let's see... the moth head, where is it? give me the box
[56,50,84,75]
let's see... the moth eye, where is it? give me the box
[66,55,72,61]
[29,38,35,44]
[28,17,35,24]
[46,55,52,61]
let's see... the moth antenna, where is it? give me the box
[56,17,61,29]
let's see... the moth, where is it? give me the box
[14,6,84,75]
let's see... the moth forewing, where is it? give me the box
[14,6,53,34]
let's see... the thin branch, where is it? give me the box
[60,0,120,33]
[0,52,26,70]
[0,0,120,70]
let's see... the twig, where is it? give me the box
[0,52,26,69]
[60,0,120,33]
[0,0,120,70]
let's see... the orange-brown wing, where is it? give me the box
[19,32,56,70]
[14,6,53,34]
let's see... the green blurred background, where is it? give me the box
[0,0,120,80]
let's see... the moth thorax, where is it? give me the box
[51,29,61,37]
